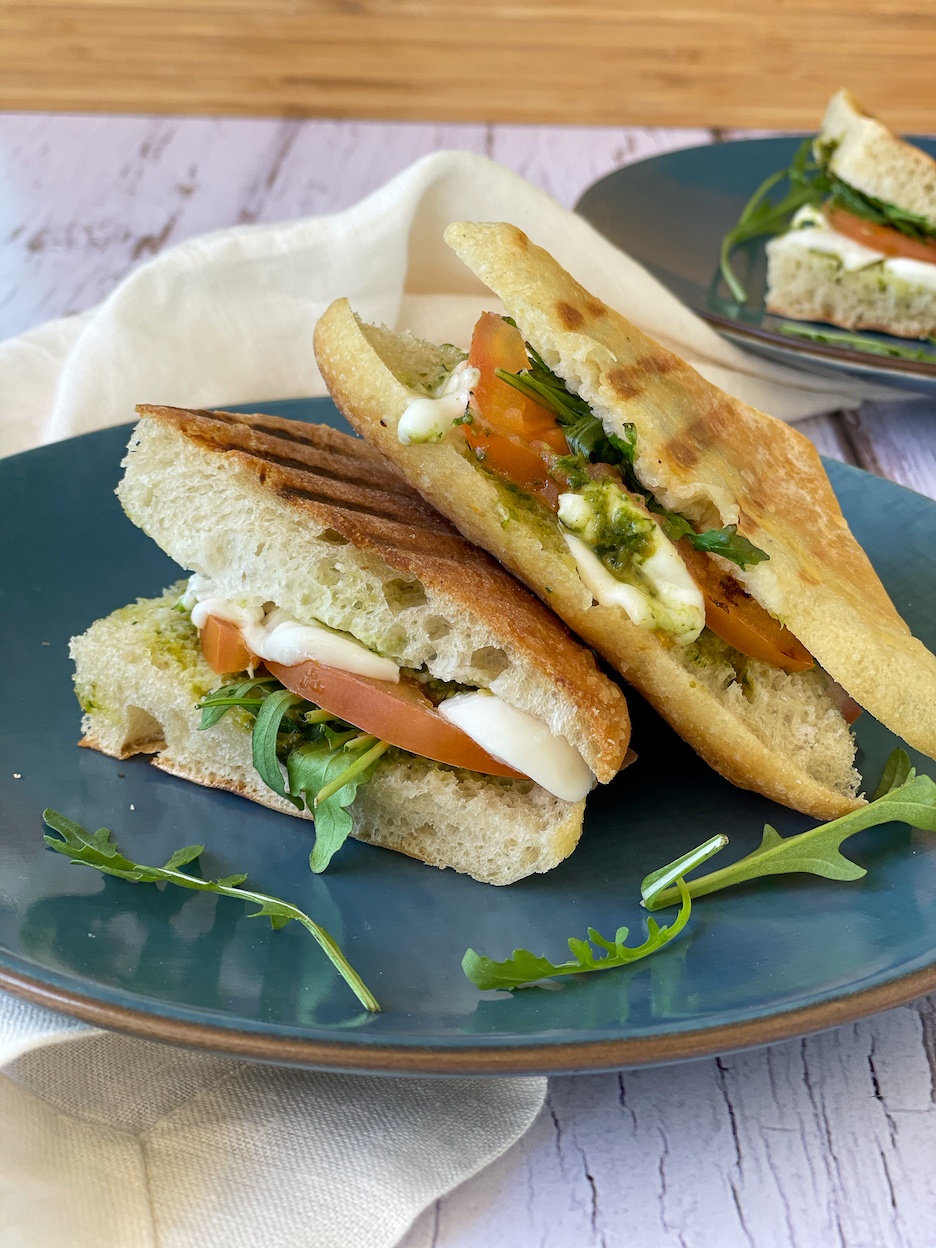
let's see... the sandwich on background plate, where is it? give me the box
[765,88,936,339]
[314,221,936,821]
[71,404,632,886]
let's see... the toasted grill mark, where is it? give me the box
[610,352,682,400]
[667,430,704,469]
[245,446,371,488]
[276,484,420,526]
[190,407,353,453]
[608,366,645,400]
[556,300,585,330]
[584,299,606,320]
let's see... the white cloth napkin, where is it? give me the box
[0,148,907,460]
[0,149,909,1246]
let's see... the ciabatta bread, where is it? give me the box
[119,406,630,782]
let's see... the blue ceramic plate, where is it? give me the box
[3,398,936,1075]
[575,137,936,396]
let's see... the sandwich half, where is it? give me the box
[765,89,936,339]
[71,405,632,886]
[315,222,936,821]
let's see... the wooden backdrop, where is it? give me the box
[2,0,935,129]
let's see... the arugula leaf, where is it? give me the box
[42,809,380,1011]
[251,688,306,808]
[720,138,827,301]
[644,751,936,910]
[201,674,391,869]
[287,739,388,872]
[686,524,771,568]
[462,879,691,990]
[873,748,914,800]
[197,675,278,728]
[778,323,936,363]
[827,175,936,244]
[462,838,724,992]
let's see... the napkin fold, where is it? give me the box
[1,997,545,1248]
[0,149,906,460]
[0,149,908,1247]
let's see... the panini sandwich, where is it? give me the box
[315,222,936,820]
[71,405,631,886]
[766,89,936,338]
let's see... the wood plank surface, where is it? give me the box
[2,2,936,129]
[3,112,936,1247]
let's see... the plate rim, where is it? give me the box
[5,417,936,1076]
[3,953,935,1075]
[574,134,936,384]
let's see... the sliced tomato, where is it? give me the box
[201,614,253,675]
[827,681,863,726]
[678,543,814,674]
[826,207,936,266]
[197,615,524,777]
[467,312,569,451]
[264,659,525,778]
[460,313,570,508]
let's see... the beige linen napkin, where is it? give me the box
[0,997,544,1247]
[0,150,908,1245]
[0,149,906,460]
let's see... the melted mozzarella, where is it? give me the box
[397,360,480,445]
[438,692,594,802]
[557,493,705,646]
[770,205,936,290]
[187,583,399,681]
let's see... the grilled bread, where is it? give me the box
[315,223,936,820]
[71,404,633,886]
[819,89,936,230]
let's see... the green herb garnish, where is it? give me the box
[643,749,936,909]
[778,323,936,363]
[42,809,380,1011]
[198,677,387,872]
[719,138,825,302]
[496,349,768,568]
[462,837,725,991]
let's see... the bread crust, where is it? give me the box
[129,405,630,781]
[314,297,861,821]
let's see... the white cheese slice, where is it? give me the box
[397,360,480,445]
[438,692,595,802]
[188,586,399,682]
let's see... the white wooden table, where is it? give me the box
[3,112,936,1248]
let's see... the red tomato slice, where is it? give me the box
[198,616,524,778]
[677,543,814,674]
[468,312,569,451]
[461,312,571,510]
[201,615,253,675]
[826,207,936,266]
[265,659,525,778]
